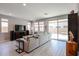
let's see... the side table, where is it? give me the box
[16,39,24,53]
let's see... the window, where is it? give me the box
[58,19,68,35]
[48,20,57,33]
[48,19,68,41]
[34,22,38,32]
[39,22,44,32]
[57,19,68,41]
[27,22,31,31]
[1,18,8,32]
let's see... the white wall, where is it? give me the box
[0,14,29,41]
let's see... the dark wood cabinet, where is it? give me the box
[66,41,78,56]
[68,13,78,42]
[10,30,29,41]
[68,13,78,56]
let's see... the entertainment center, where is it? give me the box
[10,25,29,41]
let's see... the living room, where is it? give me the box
[0,3,79,56]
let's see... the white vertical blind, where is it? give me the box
[39,22,44,32]
[34,22,38,32]
[1,18,8,33]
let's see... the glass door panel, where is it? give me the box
[58,19,68,41]
[48,20,57,39]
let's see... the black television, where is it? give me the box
[15,25,26,31]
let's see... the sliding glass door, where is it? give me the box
[48,20,57,39]
[58,19,68,41]
[48,19,68,41]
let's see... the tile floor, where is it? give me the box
[0,39,66,56]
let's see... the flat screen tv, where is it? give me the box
[15,25,26,31]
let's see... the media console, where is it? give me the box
[10,24,29,41]
[10,30,29,41]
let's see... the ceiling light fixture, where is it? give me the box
[44,13,48,15]
[23,3,26,6]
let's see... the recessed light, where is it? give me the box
[44,13,48,15]
[23,3,26,6]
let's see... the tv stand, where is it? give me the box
[10,30,29,41]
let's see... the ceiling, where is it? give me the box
[0,3,78,21]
